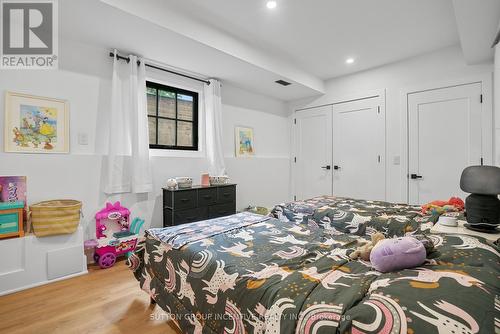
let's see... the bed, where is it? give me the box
[270,196,437,236]
[130,196,499,333]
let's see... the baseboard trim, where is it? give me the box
[0,270,88,296]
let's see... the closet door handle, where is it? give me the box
[410,174,423,179]
[321,165,331,170]
[333,165,340,170]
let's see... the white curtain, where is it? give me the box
[103,51,153,194]
[205,79,226,176]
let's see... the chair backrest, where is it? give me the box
[129,217,145,235]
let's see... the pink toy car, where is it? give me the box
[90,202,144,269]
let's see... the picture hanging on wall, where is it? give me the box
[4,91,69,153]
[235,126,255,157]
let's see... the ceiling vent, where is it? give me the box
[275,79,291,86]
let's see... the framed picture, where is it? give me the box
[235,126,255,157]
[4,91,69,153]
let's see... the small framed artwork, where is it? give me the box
[4,91,69,153]
[235,126,255,157]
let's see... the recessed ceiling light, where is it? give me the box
[345,58,355,64]
[266,1,277,9]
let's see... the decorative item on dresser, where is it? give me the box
[163,184,236,226]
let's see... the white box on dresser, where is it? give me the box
[0,226,87,296]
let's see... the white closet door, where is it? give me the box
[408,83,482,205]
[333,97,385,201]
[295,105,333,200]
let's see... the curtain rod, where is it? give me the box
[109,52,211,85]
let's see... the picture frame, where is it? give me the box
[4,91,69,153]
[235,126,255,157]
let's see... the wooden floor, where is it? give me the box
[0,260,180,334]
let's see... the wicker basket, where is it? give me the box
[30,200,82,237]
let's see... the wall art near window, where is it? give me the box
[4,91,69,153]
[235,126,255,157]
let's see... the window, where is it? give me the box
[147,81,199,150]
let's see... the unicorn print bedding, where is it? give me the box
[271,196,445,236]
[130,197,499,333]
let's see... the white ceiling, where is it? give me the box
[60,0,499,101]
[453,0,500,65]
[163,0,460,79]
[60,0,323,100]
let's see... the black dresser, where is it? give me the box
[163,184,237,227]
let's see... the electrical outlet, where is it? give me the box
[78,133,89,145]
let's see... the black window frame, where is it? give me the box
[147,81,199,151]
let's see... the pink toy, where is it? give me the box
[90,202,144,269]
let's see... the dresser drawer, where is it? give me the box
[198,188,217,206]
[217,186,236,204]
[163,184,237,227]
[0,213,19,234]
[208,202,236,219]
[174,207,208,225]
[173,190,198,210]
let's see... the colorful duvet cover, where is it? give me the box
[131,200,499,334]
[271,196,446,237]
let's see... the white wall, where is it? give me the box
[0,38,290,239]
[222,104,290,211]
[289,45,494,203]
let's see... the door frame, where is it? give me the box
[292,89,386,201]
[399,73,493,204]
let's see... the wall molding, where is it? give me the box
[0,269,88,297]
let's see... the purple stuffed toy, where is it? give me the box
[370,236,426,273]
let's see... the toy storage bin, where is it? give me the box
[0,201,25,239]
[30,200,82,237]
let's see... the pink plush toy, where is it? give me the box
[370,237,426,273]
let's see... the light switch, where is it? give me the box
[78,133,89,145]
[393,156,401,165]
